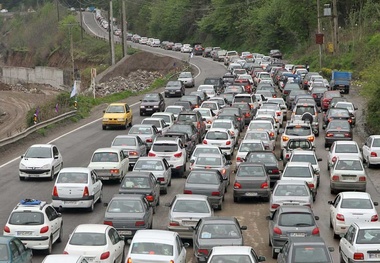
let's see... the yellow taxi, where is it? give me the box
[102,103,133,130]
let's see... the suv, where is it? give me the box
[3,199,63,254]
[291,102,320,135]
[280,120,315,149]
[282,138,314,165]
[177,111,206,139]
[149,137,187,176]
[232,94,259,115]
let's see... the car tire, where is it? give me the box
[97,189,103,203]
[129,117,133,127]
[272,248,278,259]
[367,158,374,168]
[333,230,340,239]
[233,196,239,203]
[330,217,333,228]
[102,125,106,130]
[88,200,95,212]
[330,188,335,195]
[45,238,52,255]
[57,224,63,243]
[19,176,25,181]
[217,203,222,210]
[161,187,168,195]
[339,251,345,263]
[268,235,272,246]
[49,168,55,181]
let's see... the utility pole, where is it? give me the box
[56,0,60,21]
[121,0,127,57]
[109,0,116,65]
[317,0,322,69]
[79,1,83,41]
[333,0,338,53]
[69,26,75,85]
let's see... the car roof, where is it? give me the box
[285,162,311,167]
[29,144,53,148]
[339,191,371,199]
[74,224,109,233]
[152,112,174,117]
[133,230,177,241]
[136,157,165,161]
[291,150,315,155]
[108,103,126,106]
[353,222,380,229]
[334,141,358,145]
[114,135,138,139]
[211,246,252,255]
[174,194,209,201]
[336,156,362,161]
[59,167,91,173]
[278,205,312,213]
[142,117,163,122]
[166,105,184,109]
[240,139,263,144]
[93,148,121,153]
[111,194,145,201]
[124,171,152,177]
[154,137,180,143]
[42,255,84,263]
[195,145,220,149]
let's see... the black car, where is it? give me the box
[168,122,201,145]
[324,119,353,148]
[164,80,185,98]
[232,102,254,125]
[204,77,224,93]
[162,131,196,157]
[277,237,334,263]
[244,151,281,188]
[193,44,204,55]
[219,107,245,132]
[309,86,328,106]
[180,95,202,109]
[323,108,352,129]
[140,93,165,116]
[189,91,209,103]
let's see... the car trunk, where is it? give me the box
[105,212,145,229]
[342,209,375,225]
[236,176,267,190]
[185,183,220,197]
[199,238,243,250]
[56,184,86,199]
[129,255,173,263]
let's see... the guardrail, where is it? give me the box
[0,110,77,148]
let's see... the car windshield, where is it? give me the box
[187,172,219,185]
[292,246,330,263]
[153,115,171,124]
[212,122,231,129]
[169,125,192,136]
[178,114,196,122]
[195,156,222,166]
[279,212,314,227]
[9,212,44,225]
[129,127,152,135]
[57,172,88,184]
[245,132,269,141]
[131,242,173,256]
[209,255,251,263]
[237,166,265,177]
[152,143,178,152]
[274,185,309,196]
[341,198,373,209]
[112,137,136,146]
[107,200,143,213]
[206,131,228,140]
[247,153,277,164]
[200,224,241,239]
[142,120,161,128]
[283,167,311,178]
[165,107,182,115]
[335,160,363,171]
[173,200,210,213]
[134,160,164,171]
[335,144,358,153]
[239,143,264,152]
[121,177,150,189]
[356,229,380,244]
[166,81,180,87]
[24,147,52,158]
[143,94,159,102]
[291,155,317,165]
[0,244,9,261]
[69,233,106,246]
[106,105,125,113]
[193,147,220,157]
[286,126,311,136]
[91,152,119,162]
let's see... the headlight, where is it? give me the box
[153,105,159,108]
[19,163,26,169]
[140,105,145,108]
[117,118,125,121]
[41,164,50,169]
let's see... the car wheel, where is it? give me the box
[49,168,55,181]
[129,117,133,127]
[19,176,25,181]
[168,178,172,186]
[161,187,168,195]
[272,248,278,259]
[97,189,103,203]
[233,196,239,203]
[45,238,52,254]
[268,235,272,246]
[88,200,95,212]
[102,125,106,130]
[330,188,335,195]
[57,224,63,243]
[333,230,340,239]
[340,251,345,263]
[217,203,222,210]
[330,217,333,228]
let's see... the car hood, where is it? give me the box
[103,113,125,118]
[20,158,53,167]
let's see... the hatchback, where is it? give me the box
[362,135,380,168]
[203,129,235,159]
[207,246,265,263]
[111,135,148,168]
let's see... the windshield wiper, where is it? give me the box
[294,223,313,226]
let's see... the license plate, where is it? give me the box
[29,174,39,177]
[85,257,95,262]
[182,221,196,226]
[64,201,77,204]
[170,92,175,94]
[290,233,306,237]
[369,254,380,259]
[343,176,356,180]
[17,231,33,236]
[245,192,258,196]
[334,134,344,137]
[118,230,132,236]
[146,108,153,111]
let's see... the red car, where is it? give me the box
[321,90,341,111]
[234,79,252,93]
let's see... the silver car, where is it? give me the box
[103,194,153,238]
[166,194,213,239]
[235,139,266,169]
[128,124,160,150]
[178,71,194,87]
[133,157,172,194]
[111,135,148,168]
[184,169,226,210]
[269,180,313,215]
[243,130,275,151]
[189,145,224,164]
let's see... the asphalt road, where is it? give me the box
[0,11,378,263]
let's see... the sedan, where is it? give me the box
[323,108,352,128]
[111,135,148,168]
[270,180,313,215]
[233,163,270,202]
[267,206,320,259]
[362,135,380,168]
[139,93,165,116]
[19,144,63,181]
[165,105,185,120]
[103,194,153,238]
[235,140,266,169]
[327,141,362,170]
[178,71,194,87]
[128,124,160,150]
[168,122,201,145]
[180,95,202,109]
[339,222,380,263]
[328,192,378,239]
[164,80,185,97]
[166,194,213,239]
[64,224,125,263]
[189,145,224,164]
[52,167,103,212]
[140,117,169,134]
[243,130,275,151]
[324,119,353,148]
[119,171,160,212]
[207,246,266,263]
[184,169,226,210]
[288,150,322,186]
[192,217,247,263]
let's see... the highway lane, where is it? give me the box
[0,11,378,263]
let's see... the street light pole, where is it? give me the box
[121,0,127,57]
[317,0,322,69]
[109,0,116,65]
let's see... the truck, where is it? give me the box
[330,71,352,94]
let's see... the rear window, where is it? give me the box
[246,153,277,164]
[295,106,315,115]
[212,122,231,129]
[70,233,106,246]
[187,172,219,185]
[249,122,272,130]
[335,144,358,153]
[91,152,119,162]
[356,229,380,244]
[291,154,317,165]
[193,147,221,157]
[292,246,329,263]
[274,185,308,196]
[286,126,311,136]
[283,167,311,178]
[57,172,88,184]
[107,200,143,213]
[200,224,240,239]
[173,200,210,213]
[121,177,150,189]
[129,126,152,135]
[206,131,228,140]
[195,156,222,166]
[169,125,192,136]
[142,120,161,127]
[237,166,265,177]
[202,102,218,110]
[112,137,136,146]
[204,79,219,85]
[152,143,178,152]
[335,160,363,170]
[131,242,173,256]
[279,212,314,226]
[9,212,44,225]
[239,142,264,152]
[245,132,270,141]
[234,96,251,103]
[341,198,373,209]
[178,114,197,122]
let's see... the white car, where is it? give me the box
[4,199,63,254]
[200,101,221,115]
[243,130,275,151]
[339,222,380,262]
[207,246,266,263]
[288,150,322,187]
[328,141,362,169]
[193,108,216,130]
[88,148,129,182]
[189,145,223,164]
[152,112,175,127]
[52,167,103,212]
[42,255,87,263]
[280,120,315,149]
[203,128,235,159]
[235,140,266,169]
[329,192,378,239]
[165,105,185,120]
[247,120,277,141]
[260,103,284,126]
[363,135,380,168]
[19,144,63,181]
[197,85,216,98]
[211,119,239,143]
[141,117,169,134]
[181,44,192,53]
[266,98,288,121]
[255,109,280,129]
[127,230,188,263]
[64,224,125,263]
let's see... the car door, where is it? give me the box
[160,94,166,110]
[111,227,124,262]
[277,240,289,263]
[340,224,355,262]
[193,220,202,253]
[268,209,278,242]
[150,174,160,204]
[176,234,186,263]
[119,151,129,174]
[13,238,32,263]
[163,159,172,184]
[91,170,101,201]
[362,137,372,161]
[46,206,60,242]
[52,146,62,172]
[136,136,147,156]
[328,142,335,164]
[9,240,22,263]
[143,198,153,226]
[161,120,169,134]
[330,194,341,227]
[125,104,132,124]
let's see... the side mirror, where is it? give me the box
[103,110,106,113]
[266,215,272,220]
[57,213,62,217]
[183,242,190,248]
[240,226,247,230]
[54,155,59,159]
[190,159,195,164]
[124,154,129,159]
[315,216,320,220]
[103,202,109,207]
[278,128,284,134]
[374,202,379,206]
[164,202,171,207]
[327,201,333,205]
[317,158,322,162]
[202,118,206,121]
[258,256,266,262]
[226,160,232,165]
[328,247,335,252]
[165,124,170,127]
[169,164,174,167]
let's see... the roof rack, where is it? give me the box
[16,199,47,210]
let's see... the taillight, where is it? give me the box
[269,132,275,137]
[282,136,289,141]
[273,227,282,235]
[203,140,207,144]
[348,119,352,123]
[83,186,89,197]
[307,136,315,142]
[197,122,201,129]
[221,169,226,175]
[276,111,281,116]
[100,251,110,260]
[236,157,243,162]
[332,156,337,163]
[371,152,378,157]
[359,176,366,182]
[110,169,119,174]
[226,140,231,145]
[184,190,192,194]
[371,214,379,222]
[104,221,113,226]
[146,195,154,202]
[169,221,180,226]
[40,226,49,234]
[135,221,145,226]
[261,182,268,189]
[271,204,280,209]
[211,191,220,196]
[344,133,351,138]
[234,182,242,189]
[332,175,339,181]
[312,227,320,235]
[3,226,10,233]
[353,253,364,260]
[312,94,317,98]
[146,138,153,143]
[326,133,334,137]
[207,120,212,124]
[271,169,280,174]
[336,213,345,221]
[174,152,182,158]
[63,251,68,255]
[285,153,290,159]
[129,151,138,156]
[148,152,156,157]
[308,183,315,189]
[198,249,209,256]
[245,112,250,117]
[52,186,58,197]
